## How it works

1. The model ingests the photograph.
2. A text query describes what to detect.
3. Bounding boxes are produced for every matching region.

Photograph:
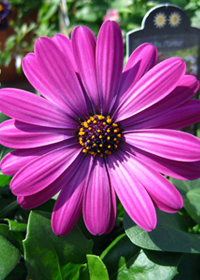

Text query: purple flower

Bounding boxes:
[0,1,11,31]
[1,21,200,236]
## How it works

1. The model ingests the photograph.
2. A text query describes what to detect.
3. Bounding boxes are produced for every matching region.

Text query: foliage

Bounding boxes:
[1,170,200,279]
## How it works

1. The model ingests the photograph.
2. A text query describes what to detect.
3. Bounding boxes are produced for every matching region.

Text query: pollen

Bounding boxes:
[78,115,121,157]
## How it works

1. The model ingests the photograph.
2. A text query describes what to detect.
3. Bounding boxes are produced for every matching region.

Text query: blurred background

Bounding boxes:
[1,0,200,84]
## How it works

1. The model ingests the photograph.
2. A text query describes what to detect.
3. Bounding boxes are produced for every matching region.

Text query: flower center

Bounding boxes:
[78,115,121,157]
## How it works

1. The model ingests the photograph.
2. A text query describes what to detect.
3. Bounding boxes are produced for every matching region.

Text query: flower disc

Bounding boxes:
[78,115,121,157]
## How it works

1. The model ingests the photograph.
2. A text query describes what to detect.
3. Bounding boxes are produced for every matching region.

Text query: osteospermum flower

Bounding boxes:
[0,1,11,30]
[1,21,200,236]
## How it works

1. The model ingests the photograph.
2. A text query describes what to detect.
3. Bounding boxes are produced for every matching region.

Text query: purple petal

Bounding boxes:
[115,58,186,122]
[52,154,92,236]
[17,182,61,209]
[124,129,200,162]
[72,26,100,111]
[0,88,77,128]
[18,152,85,210]
[0,120,73,149]
[128,99,200,130]
[1,141,72,176]
[83,156,116,235]
[96,20,124,114]
[10,144,81,196]
[52,34,77,72]
[122,142,200,180]
[104,181,116,234]
[111,43,157,114]
[106,150,157,231]
[34,37,88,118]
[121,75,199,129]
[119,148,183,213]
[22,53,76,116]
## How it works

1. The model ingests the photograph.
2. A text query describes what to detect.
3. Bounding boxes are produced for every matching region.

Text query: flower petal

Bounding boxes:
[17,182,61,210]
[52,34,77,72]
[52,154,92,236]
[119,148,183,213]
[111,43,157,114]
[0,120,73,149]
[0,88,77,128]
[72,26,100,111]
[123,142,200,180]
[22,53,76,115]
[124,129,200,162]
[83,156,116,235]
[34,37,88,118]
[115,58,186,122]
[106,150,157,231]
[1,141,71,176]
[10,144,81,196]
[121,75,199,129]
[18,152,85,210]
[128,99,200,130]
[104,180,116,234]
[96,20,124,114]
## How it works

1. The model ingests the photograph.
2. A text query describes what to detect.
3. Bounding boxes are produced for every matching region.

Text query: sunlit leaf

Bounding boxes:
[186,188,200,219]
[172,178,200,224]
[24,211,93,280]
[0,172,12,188]
[116,250,179,280]
[5,219,27,232]
[124,209,200,253]
[87,255,109,280]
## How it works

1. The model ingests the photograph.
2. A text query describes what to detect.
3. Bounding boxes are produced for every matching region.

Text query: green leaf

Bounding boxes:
[0,224,21,250]
[79,264,90,280]
[116,250,179,280]
[101,234,140,279]
[0,235,21,280]
[24,210,93,280]
[75,6,99,22]
[0,111,9,124]
[110,0,132,9]
[171,178,200,224]
[0,172,12,187]
[124,209,200,253]
[5,35,16,51]
[0,223,24,253]
[186,188,200,217]
[171,178,200,193]
[5,219,27,232]
[53,263,83,280]
[87,255,109,280]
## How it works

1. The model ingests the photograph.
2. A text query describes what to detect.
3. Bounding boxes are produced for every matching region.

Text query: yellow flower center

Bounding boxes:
[78,115,121,157]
